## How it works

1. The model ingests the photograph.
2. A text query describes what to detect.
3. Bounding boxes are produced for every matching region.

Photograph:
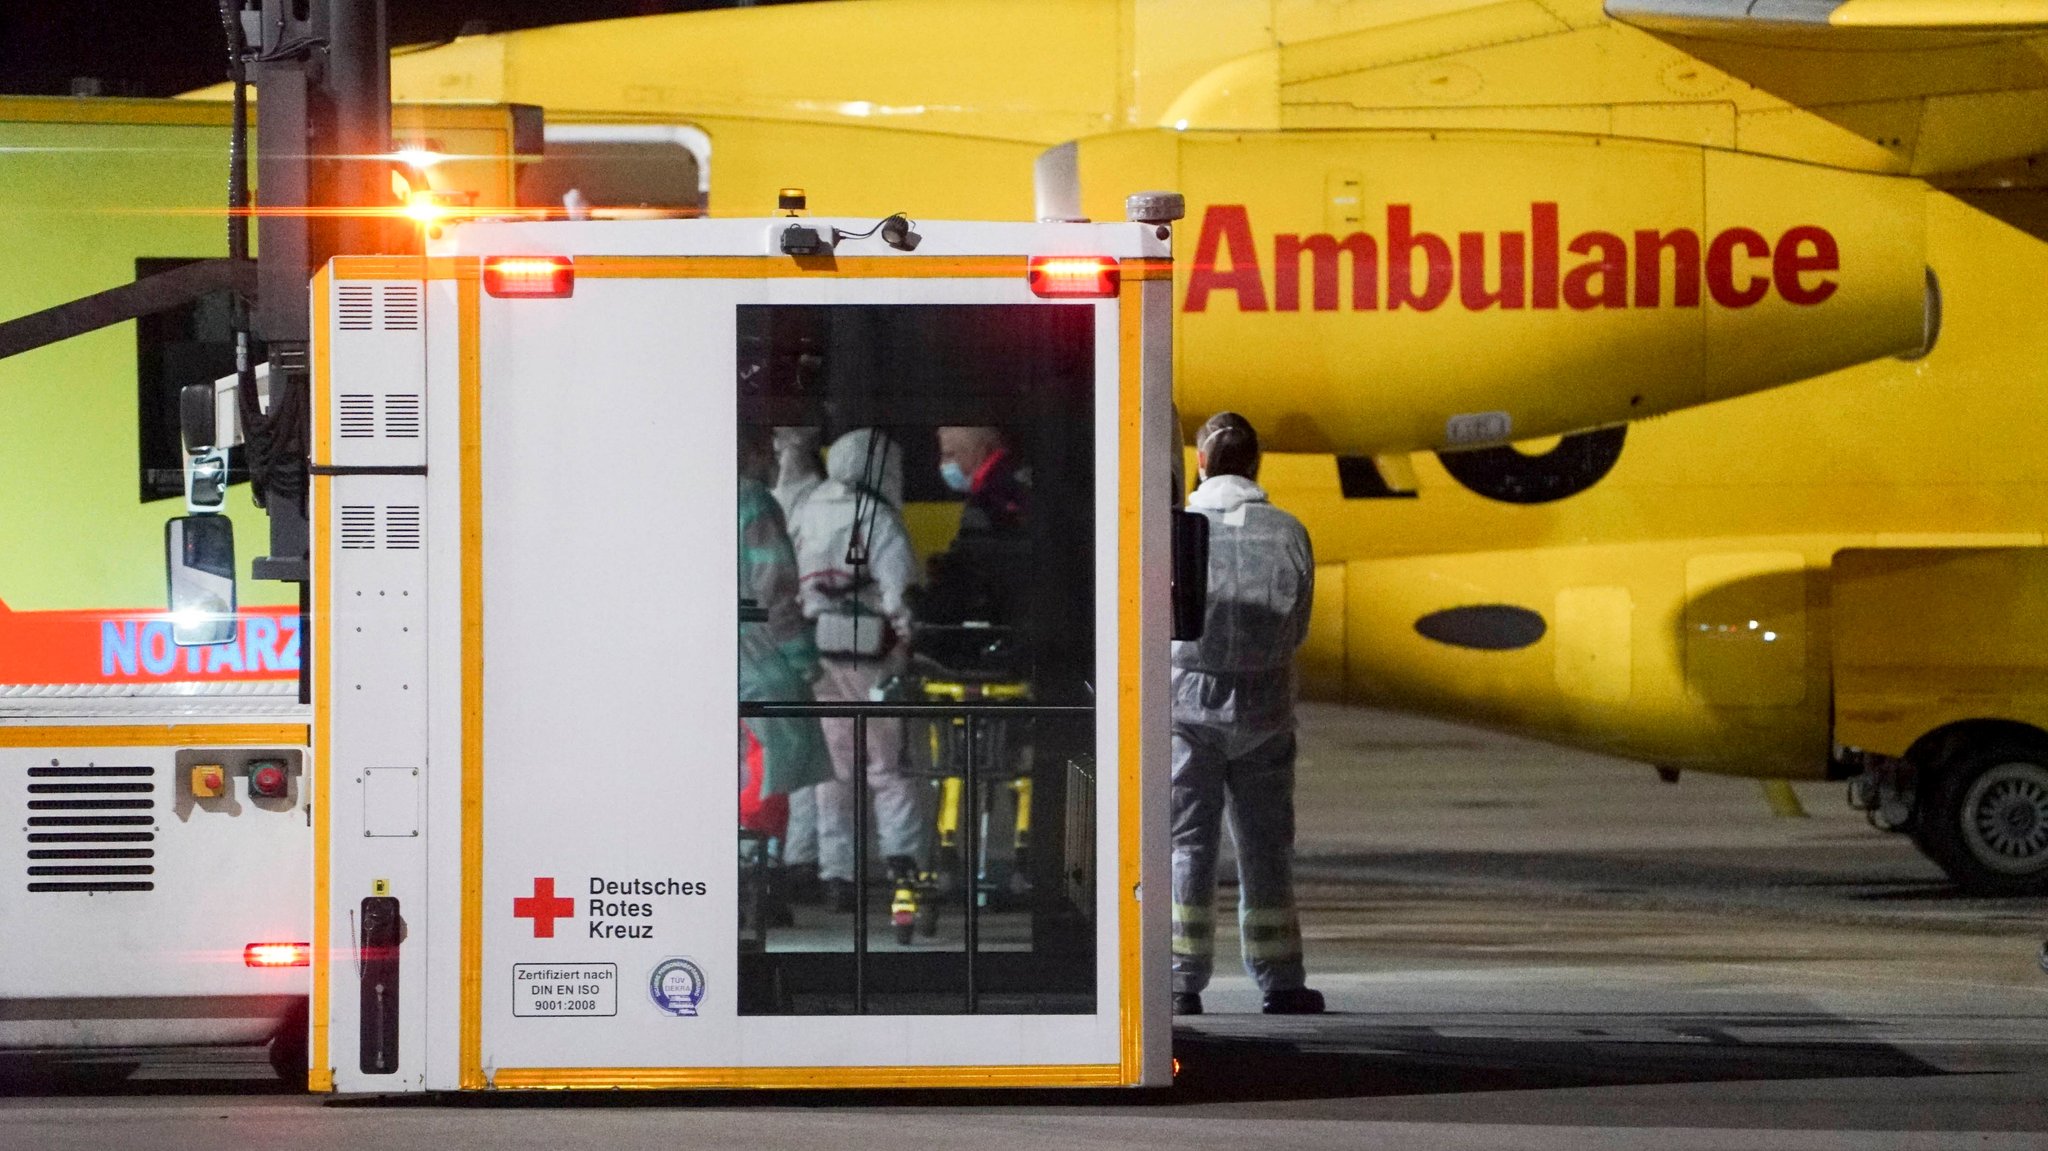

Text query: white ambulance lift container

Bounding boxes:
[312,214,1176,1093]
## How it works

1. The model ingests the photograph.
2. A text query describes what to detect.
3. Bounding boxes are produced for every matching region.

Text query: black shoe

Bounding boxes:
[783,863,822,905]
[1262,987,1325,1014]
[824,878,857,914]
[1171,992,1203,1016]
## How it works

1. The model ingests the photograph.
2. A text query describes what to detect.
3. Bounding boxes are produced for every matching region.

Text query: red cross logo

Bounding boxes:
[513,877,576,938]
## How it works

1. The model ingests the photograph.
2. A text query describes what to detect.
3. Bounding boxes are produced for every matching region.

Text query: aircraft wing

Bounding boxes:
[1607,0,2048,175]
[1609,0,2048,35]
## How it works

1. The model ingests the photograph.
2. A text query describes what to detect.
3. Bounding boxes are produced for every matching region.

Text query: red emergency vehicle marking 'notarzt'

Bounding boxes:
[514,877,577,938]
[1183,204,1841,314]
[0,597,300,686]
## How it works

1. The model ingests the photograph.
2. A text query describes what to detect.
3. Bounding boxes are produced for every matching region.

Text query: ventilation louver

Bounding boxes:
[384,505,422,549]
[337,285,375,331]
[339,394,377,439]
[382,394,422,438]
[25,765,155,893]
[380,285,421,331]
[336,284,420,333]
[340,504,423,550]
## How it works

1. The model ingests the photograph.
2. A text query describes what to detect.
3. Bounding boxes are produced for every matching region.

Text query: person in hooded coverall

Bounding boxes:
[786,428,927,911]
[773,426,826,519]
[738,429,833,813]
[768,427,829,900]
[1171,412,1325,1016]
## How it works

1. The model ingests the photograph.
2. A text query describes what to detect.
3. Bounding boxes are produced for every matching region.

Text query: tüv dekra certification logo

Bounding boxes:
[648,957,707,1017]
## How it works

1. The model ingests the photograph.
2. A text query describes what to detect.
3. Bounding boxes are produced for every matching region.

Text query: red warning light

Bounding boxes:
[244,942,311,968]
[483,256,575,299]
[1028,256,1119,298]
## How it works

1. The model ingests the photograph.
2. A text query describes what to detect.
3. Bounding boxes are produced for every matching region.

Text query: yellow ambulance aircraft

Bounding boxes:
[348,0,2048,891]
[10,0,2044,1069]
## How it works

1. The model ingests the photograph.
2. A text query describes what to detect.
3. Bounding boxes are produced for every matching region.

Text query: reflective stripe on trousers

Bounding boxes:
[1170,723,1305,994]
[1171,902,1214,957]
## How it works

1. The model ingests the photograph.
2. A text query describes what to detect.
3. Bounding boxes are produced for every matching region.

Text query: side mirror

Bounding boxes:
[1171,510,1208,642]
[165,515,238,647]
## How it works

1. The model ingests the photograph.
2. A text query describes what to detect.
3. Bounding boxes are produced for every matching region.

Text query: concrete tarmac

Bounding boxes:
[6,704,2047,1150]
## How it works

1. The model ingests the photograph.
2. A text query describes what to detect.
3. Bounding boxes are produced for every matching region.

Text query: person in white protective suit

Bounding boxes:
[772,426,826,519]
[1170,412,1325,1016]
[786,427,927,912]
[769,427,828,903]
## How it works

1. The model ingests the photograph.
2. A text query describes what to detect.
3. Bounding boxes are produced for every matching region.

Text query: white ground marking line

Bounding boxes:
[1700,960,2048,998]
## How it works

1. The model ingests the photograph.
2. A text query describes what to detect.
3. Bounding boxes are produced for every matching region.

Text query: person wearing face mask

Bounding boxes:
[785,428,926,912]
[1168,412,1324,1017]
[936,425,1029,536]
[917,427,1035,668]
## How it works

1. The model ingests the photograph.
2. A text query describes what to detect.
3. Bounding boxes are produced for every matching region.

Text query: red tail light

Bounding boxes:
[245,942,312,967]
[483,256,575,298]
[1028,256,1119,298]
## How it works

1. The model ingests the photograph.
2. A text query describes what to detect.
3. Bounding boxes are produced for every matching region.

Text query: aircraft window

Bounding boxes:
[517,127,708,217]
[135,258,244,503]
[736,304,1098,1015]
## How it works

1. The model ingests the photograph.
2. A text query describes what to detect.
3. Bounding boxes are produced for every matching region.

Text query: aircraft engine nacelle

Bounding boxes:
[1064,132,1931,459]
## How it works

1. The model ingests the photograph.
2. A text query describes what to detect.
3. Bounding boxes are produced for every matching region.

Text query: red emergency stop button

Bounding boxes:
[249,761,289,800]
[191,764,225,798]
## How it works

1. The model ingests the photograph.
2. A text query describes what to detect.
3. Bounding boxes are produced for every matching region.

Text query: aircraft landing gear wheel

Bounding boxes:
[1914,738,2048,896]
[269,1002,309,1088]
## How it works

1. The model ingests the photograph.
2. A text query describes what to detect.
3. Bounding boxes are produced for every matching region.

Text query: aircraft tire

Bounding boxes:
[1436,426,1626,504]
[1913,736,2048,896]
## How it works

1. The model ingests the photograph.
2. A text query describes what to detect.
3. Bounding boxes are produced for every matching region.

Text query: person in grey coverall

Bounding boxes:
[1170,412,1324,1016]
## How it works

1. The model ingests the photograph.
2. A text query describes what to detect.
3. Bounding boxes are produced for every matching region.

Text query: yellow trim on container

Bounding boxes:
[458,273,487,1091]
[446,257,1163,1090]
[309,264,334,1092]
[573,256,1030,280]
[333,254,1162,284]
[1115,281,1146,1084]
[0,724,306,748]
[490,1064,1124,1090]
[331,256,463,282]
